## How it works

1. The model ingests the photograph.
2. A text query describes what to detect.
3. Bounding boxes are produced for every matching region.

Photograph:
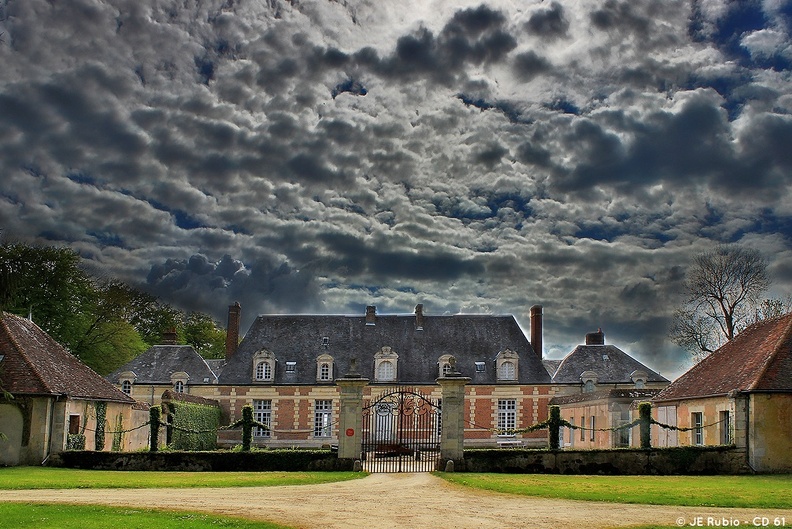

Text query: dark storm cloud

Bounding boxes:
[525,2,570,39]
[3,0,792,381]
[351,4,517,85]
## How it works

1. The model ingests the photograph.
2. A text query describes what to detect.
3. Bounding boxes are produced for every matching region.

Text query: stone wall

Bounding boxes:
[461,446,751,475]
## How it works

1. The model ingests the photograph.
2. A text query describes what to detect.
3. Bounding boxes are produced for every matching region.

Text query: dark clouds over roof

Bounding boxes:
[2,0,792,380]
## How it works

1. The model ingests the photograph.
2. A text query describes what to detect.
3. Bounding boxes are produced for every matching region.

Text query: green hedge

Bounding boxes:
[168,401,221,451]
[54,449,353,472]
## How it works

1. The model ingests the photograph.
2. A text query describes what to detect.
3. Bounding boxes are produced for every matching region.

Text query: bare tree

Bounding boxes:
[671,245,770,361]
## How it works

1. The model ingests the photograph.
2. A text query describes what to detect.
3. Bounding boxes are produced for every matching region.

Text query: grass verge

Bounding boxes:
[0,503,291,529]
[0,467,365,490]
[437,473,792,509]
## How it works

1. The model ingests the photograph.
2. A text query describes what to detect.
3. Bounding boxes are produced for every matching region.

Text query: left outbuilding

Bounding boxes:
[0,312,140,466]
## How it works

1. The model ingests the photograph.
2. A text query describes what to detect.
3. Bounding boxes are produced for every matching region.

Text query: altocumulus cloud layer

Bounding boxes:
[2,0,792,377]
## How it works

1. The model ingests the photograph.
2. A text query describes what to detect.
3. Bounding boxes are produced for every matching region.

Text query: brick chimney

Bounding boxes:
[365,305,376,325]
[415,304,424,330]
[161,327,178,345]
[585,328,605,345]
[530,305,543,359]
[225,302,241,359]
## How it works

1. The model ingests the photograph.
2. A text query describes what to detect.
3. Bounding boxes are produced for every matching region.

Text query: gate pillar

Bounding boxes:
[437,369,470,465]
[336,376,369,460]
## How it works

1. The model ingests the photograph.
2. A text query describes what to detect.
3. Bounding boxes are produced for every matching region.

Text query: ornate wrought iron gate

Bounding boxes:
[361,387,441,472]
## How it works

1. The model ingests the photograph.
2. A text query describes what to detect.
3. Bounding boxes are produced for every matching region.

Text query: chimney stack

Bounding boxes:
[225,302,241,359]
[530,305,543,359]
[585,328,605,345]
[415,304,424,330]
[365,305,376,325]
[161,327,178,345]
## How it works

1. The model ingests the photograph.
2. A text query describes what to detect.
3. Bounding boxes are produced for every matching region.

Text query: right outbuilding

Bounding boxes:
[653,313,792,472]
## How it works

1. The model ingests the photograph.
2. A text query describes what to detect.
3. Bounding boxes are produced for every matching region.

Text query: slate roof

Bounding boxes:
[0,313,133,403]
[107,345,221,385]
[219,313,550,385]
[552,343,668,384]
[542,359,562,378]
[550,388,663,406]
[654,313,792,402]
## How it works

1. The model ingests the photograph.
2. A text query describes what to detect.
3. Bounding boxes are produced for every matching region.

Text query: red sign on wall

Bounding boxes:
[345,428,355,437]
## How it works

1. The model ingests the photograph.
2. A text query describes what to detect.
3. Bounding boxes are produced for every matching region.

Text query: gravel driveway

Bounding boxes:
[1,472,789,528]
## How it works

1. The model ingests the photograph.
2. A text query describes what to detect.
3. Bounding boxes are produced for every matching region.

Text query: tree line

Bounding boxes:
[0,241,227,375]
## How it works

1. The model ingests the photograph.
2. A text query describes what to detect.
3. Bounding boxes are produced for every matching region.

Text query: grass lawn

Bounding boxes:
[0,466,365,490]
[0,503,291,529]
[437,473,792,509]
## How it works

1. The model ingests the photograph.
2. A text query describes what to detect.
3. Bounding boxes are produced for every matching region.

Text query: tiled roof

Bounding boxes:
[550,388,662,406]
[0,313,134,403]
[106,344,220,385]
[654,313,792,401]
[219,313,549,385]
[552,344,668,384]
[542,359,562,377]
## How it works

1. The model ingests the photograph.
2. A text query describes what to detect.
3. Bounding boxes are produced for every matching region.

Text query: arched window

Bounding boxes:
[377,360,395,381]
[437,354,455,378]
[121,380,132,395]
[374,346,398,382]
[495,349,519,382]
[252,350,276,383]
[498,361,515,380]
[174,380,184,393]
[316,354,334,382]
[584,380,595,393]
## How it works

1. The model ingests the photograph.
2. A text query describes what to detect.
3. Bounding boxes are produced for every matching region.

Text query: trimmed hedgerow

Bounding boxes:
[168,401,221,451]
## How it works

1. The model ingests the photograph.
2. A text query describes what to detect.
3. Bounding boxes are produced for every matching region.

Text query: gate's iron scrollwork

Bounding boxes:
[361,387,441,472]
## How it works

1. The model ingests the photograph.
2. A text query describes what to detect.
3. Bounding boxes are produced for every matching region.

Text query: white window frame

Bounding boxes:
[374,347,398,382]
[590,416,595,441]
[252,350,276,383]
[495,350,519,382]
[692,412,704,445]
[720,411,732,445]
[121,380,132,395]
[497,399,516,432]
[316,354,334,382]
[253,400,272,438]
[314,400,332,438]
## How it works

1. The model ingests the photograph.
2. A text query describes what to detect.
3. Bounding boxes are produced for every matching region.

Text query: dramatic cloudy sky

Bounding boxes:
[2,0,792,378]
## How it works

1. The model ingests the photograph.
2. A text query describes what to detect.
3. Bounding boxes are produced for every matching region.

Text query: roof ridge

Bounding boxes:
[749,313,792,391]
[1,313,54,394]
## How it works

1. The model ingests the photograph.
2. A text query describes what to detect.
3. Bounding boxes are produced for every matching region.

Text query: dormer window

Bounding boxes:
[581,370,598,393]
[118,371,136,395]
[322,336,330,348]
[495,349,519,382]
[475,362,486,373]
[252,350,276,383]
[171,371,189,393]
[630,370,647,389]
[285,361,297,373]
[374,346,398,382]
[438,354,454,378]
[316,353,334,382]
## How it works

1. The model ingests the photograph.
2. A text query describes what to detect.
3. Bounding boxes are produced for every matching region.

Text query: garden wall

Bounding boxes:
[461,446,751,475]
[53,449,353,472]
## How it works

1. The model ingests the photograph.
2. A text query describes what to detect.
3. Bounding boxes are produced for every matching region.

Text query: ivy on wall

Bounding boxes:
[94,401,107,451]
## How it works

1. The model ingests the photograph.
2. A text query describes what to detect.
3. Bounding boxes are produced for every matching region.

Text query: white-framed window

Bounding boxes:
[314,400,332,438]
[580,416,585,441]
[590,416,595,441]
[253,400,272,438]
[692,412,703,445]
[316,354,334,382]
[631,370,647,389]
[568,417,575,446]
[497,399,516,432]
[121,380,132,395]
[438,354,454,378]
[170,371,188,394]
[374,347,398,382]
[474,361,486,373]
[252,350,276,382]
[496,350,518,381]
[720,411,732,445]
[285,361,296,373]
